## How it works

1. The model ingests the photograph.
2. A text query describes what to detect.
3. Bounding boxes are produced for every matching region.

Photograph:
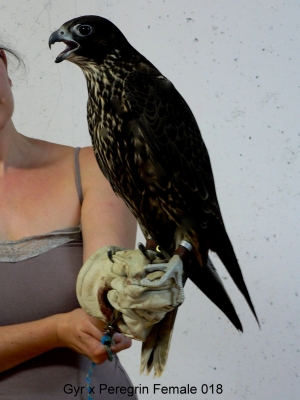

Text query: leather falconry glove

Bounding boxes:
[76,245,184,376]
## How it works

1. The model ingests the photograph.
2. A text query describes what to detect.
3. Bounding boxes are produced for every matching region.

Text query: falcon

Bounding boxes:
[49,15,258,350]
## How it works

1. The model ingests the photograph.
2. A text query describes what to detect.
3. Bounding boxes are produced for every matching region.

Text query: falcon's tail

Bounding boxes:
[140,308,178,377]
[186,255,243,331]
[216,232,260,327]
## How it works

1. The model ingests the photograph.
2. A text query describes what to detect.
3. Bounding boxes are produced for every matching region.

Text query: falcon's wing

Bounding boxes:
[123,70,259,326]
[123,69,223,226]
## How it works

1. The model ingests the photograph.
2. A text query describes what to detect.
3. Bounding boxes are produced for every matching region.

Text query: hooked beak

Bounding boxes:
[49,29,79,63]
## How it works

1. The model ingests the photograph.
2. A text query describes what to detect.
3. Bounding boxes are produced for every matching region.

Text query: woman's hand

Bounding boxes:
[55,308,131,363]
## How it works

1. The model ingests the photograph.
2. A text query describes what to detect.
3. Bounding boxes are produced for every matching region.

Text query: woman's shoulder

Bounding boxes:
[77,146,109,192]
[27,139,93,169]
[77,146,96,166]
[26,137,75,167]
[28,138,108,192]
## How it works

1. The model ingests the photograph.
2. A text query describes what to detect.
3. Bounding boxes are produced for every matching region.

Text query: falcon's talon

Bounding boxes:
[140,254,185,305]
[138,242,156,262]
[107,249,115,263]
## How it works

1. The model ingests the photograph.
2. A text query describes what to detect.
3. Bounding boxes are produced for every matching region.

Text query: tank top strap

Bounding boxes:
[74,147,83,204]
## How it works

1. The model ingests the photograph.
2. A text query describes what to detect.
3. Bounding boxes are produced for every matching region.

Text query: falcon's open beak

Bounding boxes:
[49,29,79,63]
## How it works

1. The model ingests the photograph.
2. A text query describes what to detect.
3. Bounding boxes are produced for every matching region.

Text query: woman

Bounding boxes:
[0,46,138,399]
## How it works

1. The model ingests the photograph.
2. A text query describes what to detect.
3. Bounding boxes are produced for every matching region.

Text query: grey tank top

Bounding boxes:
[0,148,137,400]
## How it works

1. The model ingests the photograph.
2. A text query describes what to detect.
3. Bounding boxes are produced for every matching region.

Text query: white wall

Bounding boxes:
[1,1,299,399]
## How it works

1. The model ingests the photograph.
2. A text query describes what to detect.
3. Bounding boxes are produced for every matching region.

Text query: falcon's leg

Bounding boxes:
[139,240,193,305]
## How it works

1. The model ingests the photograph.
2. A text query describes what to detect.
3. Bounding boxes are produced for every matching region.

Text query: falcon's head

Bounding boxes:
[49,15,130,64]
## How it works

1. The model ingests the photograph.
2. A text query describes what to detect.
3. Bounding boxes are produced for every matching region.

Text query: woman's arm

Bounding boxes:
[0,313,59,372]
[0,147,136,373]
[0,309,131,373]
[79,146,137,261]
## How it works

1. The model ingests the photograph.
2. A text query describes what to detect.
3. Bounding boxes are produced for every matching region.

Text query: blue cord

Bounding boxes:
[86,361,96,400]
[85,333,115,399]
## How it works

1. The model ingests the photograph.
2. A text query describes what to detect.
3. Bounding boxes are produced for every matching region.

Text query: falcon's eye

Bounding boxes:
[77,25,92,36]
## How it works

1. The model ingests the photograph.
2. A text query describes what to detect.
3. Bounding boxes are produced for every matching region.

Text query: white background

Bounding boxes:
[1,1,299,399]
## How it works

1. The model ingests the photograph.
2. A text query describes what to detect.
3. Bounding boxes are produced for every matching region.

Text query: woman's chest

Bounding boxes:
[0,165,80,241]
[0,242,82,325]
